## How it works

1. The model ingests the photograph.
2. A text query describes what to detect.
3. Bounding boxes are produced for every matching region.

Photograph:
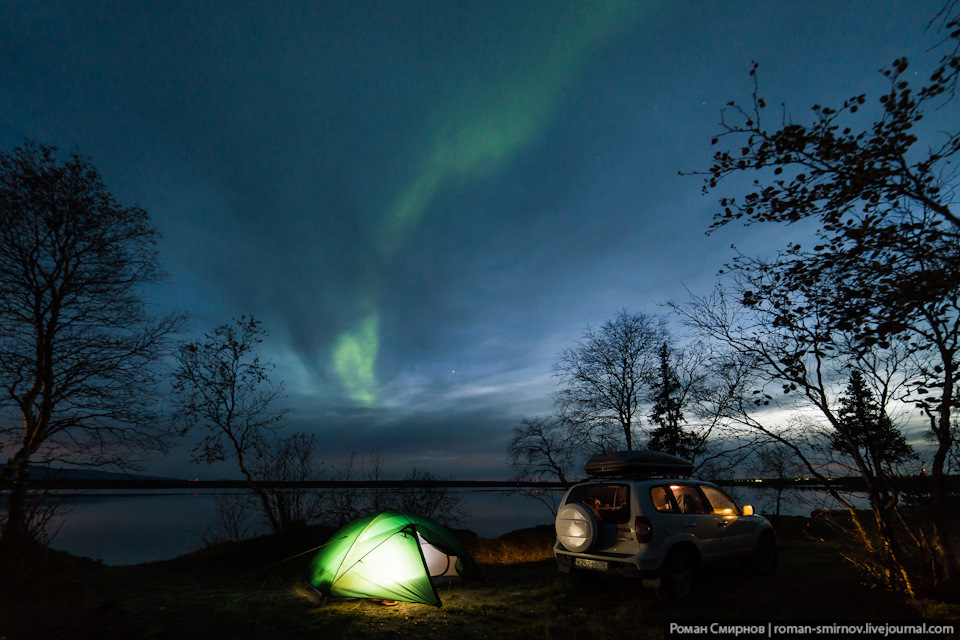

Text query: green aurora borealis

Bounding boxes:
[331,1,642,405]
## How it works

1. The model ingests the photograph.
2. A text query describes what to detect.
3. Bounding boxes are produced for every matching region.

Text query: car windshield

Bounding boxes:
[566,483,631,524]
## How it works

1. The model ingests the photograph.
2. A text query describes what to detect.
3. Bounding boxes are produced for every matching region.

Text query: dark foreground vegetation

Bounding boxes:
[2,517,957,640]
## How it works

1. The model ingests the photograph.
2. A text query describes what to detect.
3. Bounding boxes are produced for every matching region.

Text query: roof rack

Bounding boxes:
[584,450,694,478]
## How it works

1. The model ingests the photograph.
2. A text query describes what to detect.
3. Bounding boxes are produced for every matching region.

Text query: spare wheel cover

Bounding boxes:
[556,502,599,553]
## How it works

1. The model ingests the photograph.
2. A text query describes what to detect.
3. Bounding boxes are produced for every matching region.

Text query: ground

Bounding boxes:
[1,518,957,640]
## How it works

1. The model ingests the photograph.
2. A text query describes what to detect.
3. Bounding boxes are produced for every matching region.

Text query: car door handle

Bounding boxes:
[684,521,696,529]
[717,521,729,528]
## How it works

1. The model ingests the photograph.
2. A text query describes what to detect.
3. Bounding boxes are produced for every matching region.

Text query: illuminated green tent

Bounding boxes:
[305,510,482,607]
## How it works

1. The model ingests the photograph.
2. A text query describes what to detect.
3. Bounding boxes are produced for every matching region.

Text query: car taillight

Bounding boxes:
[635,516,652,543]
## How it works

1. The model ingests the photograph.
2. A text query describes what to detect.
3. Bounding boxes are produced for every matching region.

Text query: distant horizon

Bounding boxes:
[23,463,949,491]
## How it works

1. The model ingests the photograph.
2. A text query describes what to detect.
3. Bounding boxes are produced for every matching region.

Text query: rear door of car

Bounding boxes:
[563,482,634,554]
[665,483,725,559]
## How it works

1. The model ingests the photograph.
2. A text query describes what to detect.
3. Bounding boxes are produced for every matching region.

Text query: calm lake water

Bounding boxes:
[41,486,848,566]
[44,489,563,565]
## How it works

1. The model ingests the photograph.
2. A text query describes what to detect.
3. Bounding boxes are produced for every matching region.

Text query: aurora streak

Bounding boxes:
[331,1,642,405]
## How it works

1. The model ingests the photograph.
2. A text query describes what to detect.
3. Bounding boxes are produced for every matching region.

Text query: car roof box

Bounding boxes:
[584,450,694,477]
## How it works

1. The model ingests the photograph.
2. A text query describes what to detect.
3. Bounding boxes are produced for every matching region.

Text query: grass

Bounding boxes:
[1,516,957,640]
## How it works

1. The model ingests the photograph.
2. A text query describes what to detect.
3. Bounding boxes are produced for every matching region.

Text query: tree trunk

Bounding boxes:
[235,454,281,533]
[2,464,30,543]
[873,504,917,598]
[928,352,957,590]
[1,441,41,543]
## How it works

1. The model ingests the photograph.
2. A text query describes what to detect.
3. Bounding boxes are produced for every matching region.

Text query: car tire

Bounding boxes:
[656,550,696,604]
[555,503,599,553]
[752,532,778,575]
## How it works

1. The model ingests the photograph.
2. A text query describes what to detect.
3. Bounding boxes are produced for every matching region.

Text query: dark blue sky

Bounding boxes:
[0,0,948,478]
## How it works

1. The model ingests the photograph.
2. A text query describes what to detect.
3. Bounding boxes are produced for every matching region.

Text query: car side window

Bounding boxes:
[700,486,741,516]
[566,483,631,524]
[650,486,676,513]
[669,485,708,515]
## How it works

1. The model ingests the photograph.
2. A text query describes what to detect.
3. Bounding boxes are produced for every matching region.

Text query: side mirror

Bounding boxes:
[742,505,754,516]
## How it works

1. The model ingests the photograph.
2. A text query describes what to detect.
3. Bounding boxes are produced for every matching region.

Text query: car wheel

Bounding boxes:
[752,532,778,575]
[657,550,696,604]
[555,503,599,553]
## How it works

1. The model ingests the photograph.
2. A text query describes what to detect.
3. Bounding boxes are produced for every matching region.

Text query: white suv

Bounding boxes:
[553,451,777,602]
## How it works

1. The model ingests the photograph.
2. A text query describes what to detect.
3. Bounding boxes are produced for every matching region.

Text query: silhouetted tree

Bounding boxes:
[171,316,290,532]
[506,414,584,514]
[507,415,580,488]
[509,315,756,501]
[680,2,960,592]
[648,342,703,460]
[685,5,960,597]
[395,467,466,526]
[554,309,669,450]
[674,286,931,595]
[679,345,766,479]
[0,141,182,542]
[197,493,252,547]
[699,14,960,544]
[752,437,808,516]
[832,370,916,493]
[252,431,324,530]
[321,450,465,527]
[323,450,386,526]
[197,426,323,543]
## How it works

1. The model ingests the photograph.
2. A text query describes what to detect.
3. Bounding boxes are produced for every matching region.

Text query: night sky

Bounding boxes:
[0,1,948,479]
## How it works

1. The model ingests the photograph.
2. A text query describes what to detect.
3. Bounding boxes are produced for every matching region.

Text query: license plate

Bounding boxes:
[574,558,608,571]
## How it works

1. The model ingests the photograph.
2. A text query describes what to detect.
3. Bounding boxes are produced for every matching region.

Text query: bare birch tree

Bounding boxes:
[554,309,669,451]
[0,141,182,543]
[171,316,290,532]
